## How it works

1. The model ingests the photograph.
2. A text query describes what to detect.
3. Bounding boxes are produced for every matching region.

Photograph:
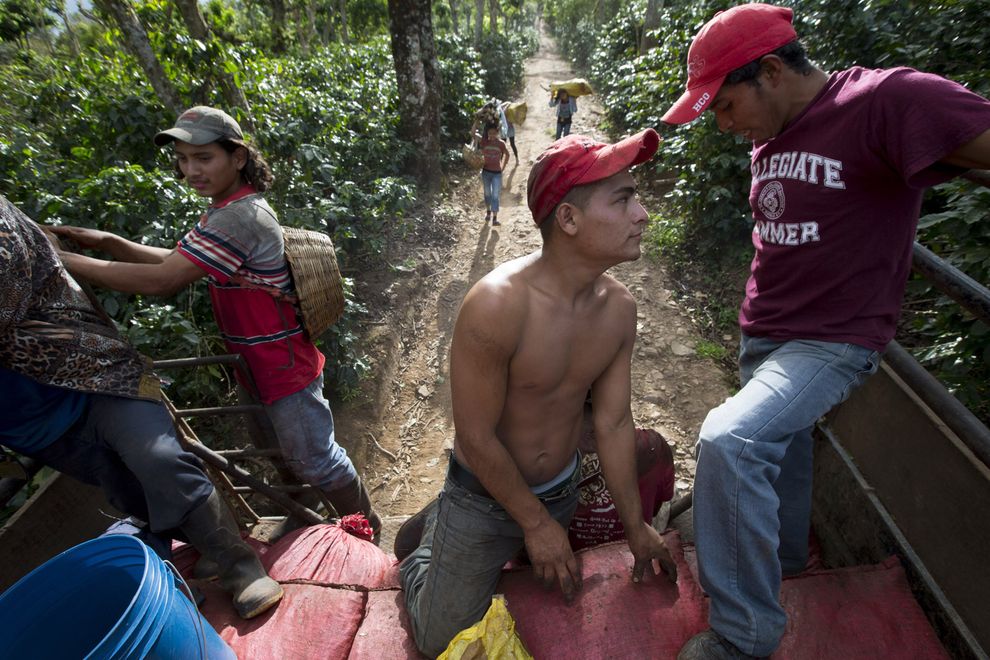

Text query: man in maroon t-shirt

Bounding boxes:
[661,5,990,659]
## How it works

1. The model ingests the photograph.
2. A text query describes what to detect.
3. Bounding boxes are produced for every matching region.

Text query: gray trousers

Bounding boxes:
[400,465,580,658]
[29,393,214,532]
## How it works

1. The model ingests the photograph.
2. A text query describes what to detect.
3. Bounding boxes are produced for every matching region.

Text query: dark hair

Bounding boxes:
[172,139,275,193]
[724,39,814,87]
[538,181,598,243]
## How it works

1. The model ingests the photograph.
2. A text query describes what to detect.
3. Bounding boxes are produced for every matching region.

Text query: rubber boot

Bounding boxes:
[181,490,284,619]
[393,497,438,562]
[322,475,382,543]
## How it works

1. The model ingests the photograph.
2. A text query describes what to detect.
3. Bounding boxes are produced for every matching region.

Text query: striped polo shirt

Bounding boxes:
[177,186,324,403]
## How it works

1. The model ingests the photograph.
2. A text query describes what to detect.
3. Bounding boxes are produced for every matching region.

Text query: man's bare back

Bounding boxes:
[453,251,635,484]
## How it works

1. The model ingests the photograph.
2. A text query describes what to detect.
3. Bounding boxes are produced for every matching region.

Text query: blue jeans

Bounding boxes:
[29,394,214,532]
[400,461,580,657]
[694,335,880,656]
[555,119,572,140]
[481,169,502,213]
[264,373,357,491]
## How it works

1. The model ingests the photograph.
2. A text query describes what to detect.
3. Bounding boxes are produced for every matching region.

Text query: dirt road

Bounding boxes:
[334,34,734,546]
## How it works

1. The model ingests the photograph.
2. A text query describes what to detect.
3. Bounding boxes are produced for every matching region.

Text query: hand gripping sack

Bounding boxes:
[281,226,346,339]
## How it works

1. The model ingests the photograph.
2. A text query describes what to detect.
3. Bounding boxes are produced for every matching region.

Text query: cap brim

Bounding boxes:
[575,128,661,185]
[153,127,225,147]
[661,76,726,125]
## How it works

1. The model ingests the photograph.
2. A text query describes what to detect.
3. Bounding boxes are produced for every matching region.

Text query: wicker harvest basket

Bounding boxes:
[281,226,346,339]
[462,142,484,169]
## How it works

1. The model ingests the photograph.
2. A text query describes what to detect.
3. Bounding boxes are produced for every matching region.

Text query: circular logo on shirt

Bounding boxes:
[757,181,785,220]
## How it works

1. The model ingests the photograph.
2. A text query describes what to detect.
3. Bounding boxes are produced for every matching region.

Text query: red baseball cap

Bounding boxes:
[661,3,797,125]
[527,129,660,225]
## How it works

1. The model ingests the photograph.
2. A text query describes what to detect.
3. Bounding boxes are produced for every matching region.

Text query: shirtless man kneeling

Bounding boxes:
[398,130,678,657]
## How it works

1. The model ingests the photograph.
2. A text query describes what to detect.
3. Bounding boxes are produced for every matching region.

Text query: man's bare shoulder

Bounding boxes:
[597,273,636,312]
[463,253,538,309]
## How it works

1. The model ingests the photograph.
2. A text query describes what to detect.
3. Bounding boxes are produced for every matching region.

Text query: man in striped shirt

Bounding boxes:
[54,106,381,542]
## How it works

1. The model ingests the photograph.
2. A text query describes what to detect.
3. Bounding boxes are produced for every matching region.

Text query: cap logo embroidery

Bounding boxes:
[687,56,706,79]
[692,92,712,113]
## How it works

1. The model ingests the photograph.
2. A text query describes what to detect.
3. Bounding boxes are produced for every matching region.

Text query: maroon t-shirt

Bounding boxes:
[480,137,508,172]
[741,67,990,351]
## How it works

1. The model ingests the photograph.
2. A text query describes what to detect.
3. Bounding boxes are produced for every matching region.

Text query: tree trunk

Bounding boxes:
[172,0,253,128]
[387,0,442,192]
[269,0,287,53]
[57,6,80,56]
[447,0,459,35]
[639,0,662,54]
[473,0,483,45]
[337,0,349,44]
[93,0,183,115]
[488,0,498,34]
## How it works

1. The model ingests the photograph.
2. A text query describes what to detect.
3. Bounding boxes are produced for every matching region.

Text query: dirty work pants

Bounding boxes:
[400,464,580,658]
[263,373,358,492]
[28,394,214,532]
[693,335,880,656]
[481,169,503,214]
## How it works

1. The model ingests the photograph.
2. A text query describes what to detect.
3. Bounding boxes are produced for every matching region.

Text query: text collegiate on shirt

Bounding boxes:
[751,150,846,189]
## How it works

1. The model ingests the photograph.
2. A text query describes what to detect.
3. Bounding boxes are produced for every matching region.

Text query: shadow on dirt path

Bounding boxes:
[334,31,734,548]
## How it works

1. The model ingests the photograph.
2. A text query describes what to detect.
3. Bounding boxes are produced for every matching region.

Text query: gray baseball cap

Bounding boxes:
[154,106,244,147]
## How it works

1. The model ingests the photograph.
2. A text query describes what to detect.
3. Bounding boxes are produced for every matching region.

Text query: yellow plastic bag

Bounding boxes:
[438,596,533,660]
[550,78,594,98]
[504,102,527,125]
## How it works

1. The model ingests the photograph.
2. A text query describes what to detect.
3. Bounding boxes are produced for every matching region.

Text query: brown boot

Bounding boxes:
[181,490,284,619]
[322,476,382,542]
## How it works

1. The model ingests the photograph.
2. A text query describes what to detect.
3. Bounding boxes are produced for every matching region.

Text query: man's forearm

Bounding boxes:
[597,427,649,535]
[101,234,172,264]
[61,253,178,296]
[457,436,550,531]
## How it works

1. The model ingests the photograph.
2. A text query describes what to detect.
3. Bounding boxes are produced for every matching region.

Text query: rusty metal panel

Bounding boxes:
[0,473,121,592]
[824,359,990,656]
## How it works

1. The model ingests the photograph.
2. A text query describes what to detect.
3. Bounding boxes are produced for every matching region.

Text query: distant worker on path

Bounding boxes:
[477,123,510,226]
[550,89,578,140]
[498,100,520,163]
[661,5,990,659]
[52,106,381,540]
[0,194,282,620]
[396,129,677,658]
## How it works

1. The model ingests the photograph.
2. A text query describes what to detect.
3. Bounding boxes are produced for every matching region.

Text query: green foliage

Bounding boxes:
[543,0,622,70]
[477,30,536,100]
[347,0,390,38]
[695,339,728,362]
[0,0,54,45]
[435,33,487,143]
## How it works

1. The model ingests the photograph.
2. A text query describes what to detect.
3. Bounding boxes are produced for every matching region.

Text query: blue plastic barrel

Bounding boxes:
[0,534,237,659]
